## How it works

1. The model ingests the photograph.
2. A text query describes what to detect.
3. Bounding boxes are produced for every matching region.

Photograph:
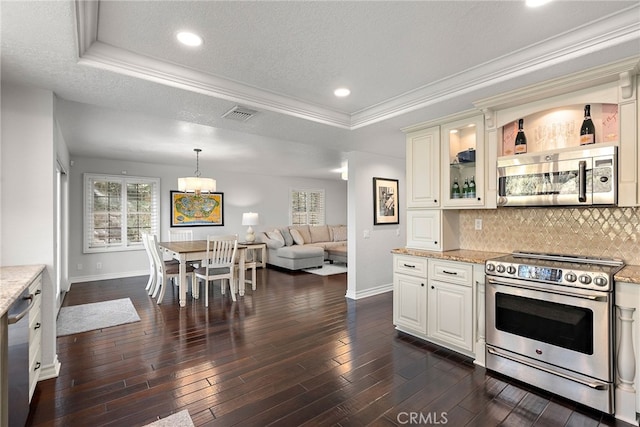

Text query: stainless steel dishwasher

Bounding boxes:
[8,288,35,427]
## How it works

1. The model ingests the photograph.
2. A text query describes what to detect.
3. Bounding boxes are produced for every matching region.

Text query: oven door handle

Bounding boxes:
[487,279,607,302]
[487,346,608,390]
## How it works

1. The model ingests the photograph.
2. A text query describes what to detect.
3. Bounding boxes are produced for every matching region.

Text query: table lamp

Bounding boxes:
[242,212,259,242]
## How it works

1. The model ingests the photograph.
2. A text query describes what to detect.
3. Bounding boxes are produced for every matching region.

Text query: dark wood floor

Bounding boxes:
[27,267,630,426]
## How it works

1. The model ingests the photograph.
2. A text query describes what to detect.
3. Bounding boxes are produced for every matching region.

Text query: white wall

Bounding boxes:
[346,151,405,299]
[1,82,65,381]
[69,156,347,281]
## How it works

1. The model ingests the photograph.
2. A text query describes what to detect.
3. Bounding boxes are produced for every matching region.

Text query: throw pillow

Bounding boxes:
[309,225,330,243]
[263,232,284,249]
[290,228,305,245]
[332,226,347,242]
[267,229,285,245]
[279,227,294,246]
[290,225,311,244]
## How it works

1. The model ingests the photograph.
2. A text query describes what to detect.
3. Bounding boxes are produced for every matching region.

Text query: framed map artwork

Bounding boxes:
[170,191,224,227]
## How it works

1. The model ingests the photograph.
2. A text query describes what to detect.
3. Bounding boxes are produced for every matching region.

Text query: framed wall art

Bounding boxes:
[170,191,224,227]
[373,177,399,225]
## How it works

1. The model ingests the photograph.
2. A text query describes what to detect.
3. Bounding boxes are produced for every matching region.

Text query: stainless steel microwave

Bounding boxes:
[497,144,617,207]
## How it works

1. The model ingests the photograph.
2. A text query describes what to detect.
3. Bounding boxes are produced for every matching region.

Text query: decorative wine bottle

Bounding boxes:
[468,176,476,199]
[514,119,527,154]
[580,104,596,145]
[452,177,461,199]
[462,178,470,198]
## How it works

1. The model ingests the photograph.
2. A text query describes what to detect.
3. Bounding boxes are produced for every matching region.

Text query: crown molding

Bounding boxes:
[474,56,640,112]
[75,1,639,131]
[353,4,640,129]
[78,42,353,129]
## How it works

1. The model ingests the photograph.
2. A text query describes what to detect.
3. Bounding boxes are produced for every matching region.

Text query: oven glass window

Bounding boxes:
[495,293,593,355]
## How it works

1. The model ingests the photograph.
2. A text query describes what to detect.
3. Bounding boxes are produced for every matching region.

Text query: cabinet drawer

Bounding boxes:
[429,259,473,286]
[29,306,42,342]
[394,255,428,277]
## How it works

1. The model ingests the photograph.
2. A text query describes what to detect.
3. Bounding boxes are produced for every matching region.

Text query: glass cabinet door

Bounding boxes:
[442,115,485,208]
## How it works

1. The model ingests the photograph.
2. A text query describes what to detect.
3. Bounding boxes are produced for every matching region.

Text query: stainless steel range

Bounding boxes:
[485,251,624,414]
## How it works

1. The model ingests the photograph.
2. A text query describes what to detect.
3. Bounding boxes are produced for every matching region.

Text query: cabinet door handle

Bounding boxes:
[442,270,458,275]
[434,241,438,245]
[421,283,425,287]
[403,263,416,268]
[431,285,435,289]
[35,289,41,296]
[434,199,437,203]
[34,362,41,371]
[34,322,41,330]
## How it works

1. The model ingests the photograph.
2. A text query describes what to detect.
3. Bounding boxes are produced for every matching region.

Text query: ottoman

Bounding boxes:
[273,245,324,270]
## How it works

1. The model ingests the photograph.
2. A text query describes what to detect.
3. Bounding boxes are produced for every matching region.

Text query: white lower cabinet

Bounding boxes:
[393,254,478,359]
[428,259,473,355]
[393,255,428,338]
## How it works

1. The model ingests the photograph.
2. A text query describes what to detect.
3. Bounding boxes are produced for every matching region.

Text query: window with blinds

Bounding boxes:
[290,189,325,225]
[84,174,160,253]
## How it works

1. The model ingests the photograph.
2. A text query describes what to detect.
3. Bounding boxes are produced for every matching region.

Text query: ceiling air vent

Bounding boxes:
[222,106,258,122]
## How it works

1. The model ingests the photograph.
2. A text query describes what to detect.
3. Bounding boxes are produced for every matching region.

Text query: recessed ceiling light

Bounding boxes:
[526,0,552,7]
[176,31,203,47]
[334,88,351,97]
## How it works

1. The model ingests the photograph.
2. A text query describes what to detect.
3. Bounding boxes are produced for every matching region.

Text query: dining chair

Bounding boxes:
[194,234,238,306]
[169,229,193,242]
[142,233,158,296]
[235,256,257,294]
[148,234,195,304]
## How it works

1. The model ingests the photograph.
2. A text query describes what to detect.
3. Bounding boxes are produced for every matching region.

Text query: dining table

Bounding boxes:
[158,240,248,307]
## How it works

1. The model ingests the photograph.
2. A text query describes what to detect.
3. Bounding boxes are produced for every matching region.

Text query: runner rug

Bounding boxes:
[56,298,140,336]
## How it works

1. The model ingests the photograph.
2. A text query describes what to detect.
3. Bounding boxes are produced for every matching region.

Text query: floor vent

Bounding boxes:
[222,106,258,122]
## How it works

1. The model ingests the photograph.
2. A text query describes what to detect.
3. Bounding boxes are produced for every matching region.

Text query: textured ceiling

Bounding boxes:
[1,1,639,179]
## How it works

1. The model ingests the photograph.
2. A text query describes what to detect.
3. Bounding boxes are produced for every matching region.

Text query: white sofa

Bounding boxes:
[257,224,347,270]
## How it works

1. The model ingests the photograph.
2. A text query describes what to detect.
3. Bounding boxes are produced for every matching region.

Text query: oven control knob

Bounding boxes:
[565,273,577,282]
[594,276,608,287]
[579,275,592,285]
[507,266,516,275]
[486,263,495,272]
[496,264,506,273]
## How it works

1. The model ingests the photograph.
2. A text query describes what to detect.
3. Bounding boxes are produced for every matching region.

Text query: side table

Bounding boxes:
[238,242,267,268]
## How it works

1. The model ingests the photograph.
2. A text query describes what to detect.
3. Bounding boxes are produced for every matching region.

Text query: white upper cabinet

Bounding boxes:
[406,126,440,208]
[441,115,486,208]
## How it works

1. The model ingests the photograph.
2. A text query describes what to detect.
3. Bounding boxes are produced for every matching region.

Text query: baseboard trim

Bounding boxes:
[38,355,61,381]
[69,270,148,284]
[345,283,392,300]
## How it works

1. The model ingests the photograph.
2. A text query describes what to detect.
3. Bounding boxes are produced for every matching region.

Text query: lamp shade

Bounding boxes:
[178,177,216,194]
[242,212,259,226]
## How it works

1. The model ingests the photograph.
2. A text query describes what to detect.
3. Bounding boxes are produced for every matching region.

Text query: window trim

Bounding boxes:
[83,173,160,253]
[289,188,325,226]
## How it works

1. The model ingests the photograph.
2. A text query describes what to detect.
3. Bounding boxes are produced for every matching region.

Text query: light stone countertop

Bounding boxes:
[391,248,508,265]
[0,264,45,316]
[615,265,640,285]
[392,248,640,285]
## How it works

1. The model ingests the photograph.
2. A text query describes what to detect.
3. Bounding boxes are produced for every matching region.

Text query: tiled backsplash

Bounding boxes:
[459,207,640,265]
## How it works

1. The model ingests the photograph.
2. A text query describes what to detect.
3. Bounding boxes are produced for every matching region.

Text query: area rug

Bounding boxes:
[56,298,140,336]
[143,410,194,427]
[303,261,348,276]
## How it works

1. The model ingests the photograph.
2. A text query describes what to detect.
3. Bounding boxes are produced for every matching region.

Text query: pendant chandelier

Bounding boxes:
[178,148,216,195]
